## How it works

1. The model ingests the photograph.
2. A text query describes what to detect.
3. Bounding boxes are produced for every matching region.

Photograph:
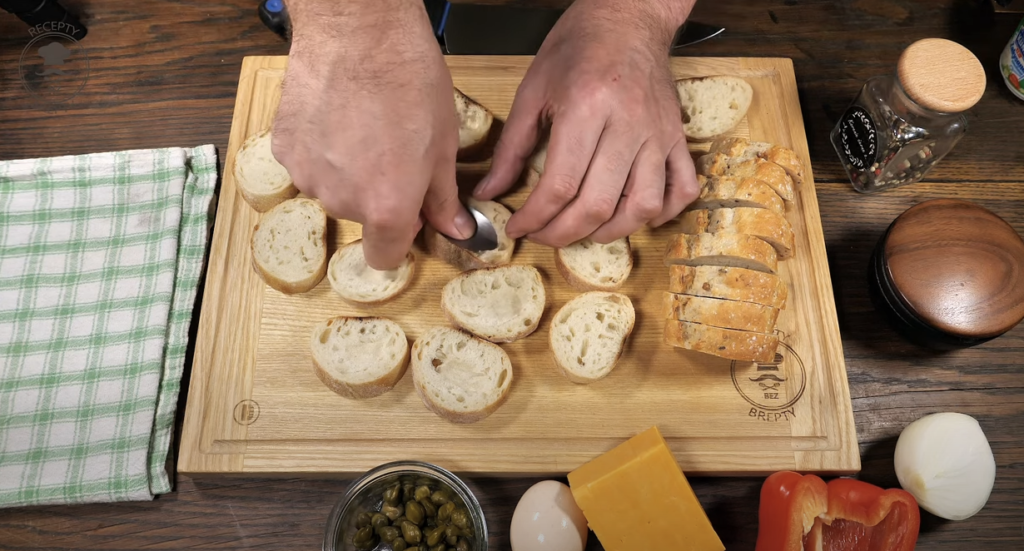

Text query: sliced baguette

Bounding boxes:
[660,292,779,333]
[411,327,513,424]
[679,207,796,259]
[441,265,546,343]
[691,175,785,215]
[675,76,753,141]
[555,237,633,291]
[523,131,549,189]
[664,320,779,362]
[709,137,805,185]
[668,265,788,309]
[327,240,415,305]
[664,233,779,274]
[233,128,299,212]
[310,316,409,399]
[696,154,796,203]
[455,88,494,160]
[425,199,515,271]
[550,292,636,384]
[251,198,327,294]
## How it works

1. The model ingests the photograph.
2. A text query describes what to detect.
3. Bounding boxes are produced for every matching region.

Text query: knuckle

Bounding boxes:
[583,193,619,223]
[633,193,663,219]
[544,173,581,203]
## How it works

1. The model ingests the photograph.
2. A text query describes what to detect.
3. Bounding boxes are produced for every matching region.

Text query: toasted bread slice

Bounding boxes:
[411,327,513,424]
[455,88,494,160]
[663,320,779,362]
[555,237,633,291]
[668,265,788,309]
[679,208,795,259]
[675,76,753,141]
[691,175,785,215]
[233,128,299,212]
[327,240,415,305]
[709,137,805,185]
[310,316,409,399]
[664,233,779,274]
[522,131,549,190]
[550,292,636,384]
[660,292,779,333]
[441,265,546,343]
[696,154,796,203]
[250,198,327,294]
[425,199,515,271]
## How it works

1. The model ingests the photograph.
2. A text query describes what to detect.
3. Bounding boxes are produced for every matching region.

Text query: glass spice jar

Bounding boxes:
[831,38,986,193]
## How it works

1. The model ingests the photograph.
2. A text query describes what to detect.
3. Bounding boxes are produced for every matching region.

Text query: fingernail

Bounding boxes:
[453,208,476,239]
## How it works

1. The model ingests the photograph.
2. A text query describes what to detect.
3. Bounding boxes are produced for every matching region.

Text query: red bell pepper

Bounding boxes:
[756,471,921,551]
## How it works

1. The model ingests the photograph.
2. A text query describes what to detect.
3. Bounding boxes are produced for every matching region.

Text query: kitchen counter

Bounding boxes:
[1,0,1022,549]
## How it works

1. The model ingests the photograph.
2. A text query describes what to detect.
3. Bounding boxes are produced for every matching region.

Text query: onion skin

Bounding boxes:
[894,412,996,521]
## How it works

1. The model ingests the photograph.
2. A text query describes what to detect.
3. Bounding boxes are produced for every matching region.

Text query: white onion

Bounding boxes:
[894,412,995,521]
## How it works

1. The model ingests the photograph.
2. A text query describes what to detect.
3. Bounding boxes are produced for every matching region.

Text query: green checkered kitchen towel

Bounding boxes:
[0,145,217,507]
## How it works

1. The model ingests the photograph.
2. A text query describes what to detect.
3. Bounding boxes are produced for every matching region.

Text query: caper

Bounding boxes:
[429,544,445,551]
[446,534,458,546]
[401,520,422,545]
[406,500,425,525]
[371,512,389,531]
[391,537,408,551]
[355,511,373,529]
[450,509,469,530]
[430,491,449,505]
[425,526,445,547]
[384,483,402,506]
[437,502,455,522]
[418,544,429,551]
[383,502,404,521]
[378,525,401,542]
[444,525,460,539]
[414,485,432,502]
[456,538,470,551]
[402,483,416,502]
[393,516,408,526]
[419,498,438,518]
[352,526,377,550]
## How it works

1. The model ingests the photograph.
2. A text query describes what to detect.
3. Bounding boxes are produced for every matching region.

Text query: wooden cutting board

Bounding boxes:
[178,56,860,477]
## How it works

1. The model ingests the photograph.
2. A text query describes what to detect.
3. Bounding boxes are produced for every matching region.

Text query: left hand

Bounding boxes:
[472,0,700,247]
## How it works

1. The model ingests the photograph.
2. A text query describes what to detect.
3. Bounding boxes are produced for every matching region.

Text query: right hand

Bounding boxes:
[271,1,475,270]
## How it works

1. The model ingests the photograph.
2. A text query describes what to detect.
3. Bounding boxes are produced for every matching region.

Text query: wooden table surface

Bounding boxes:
[1,1,1022,549]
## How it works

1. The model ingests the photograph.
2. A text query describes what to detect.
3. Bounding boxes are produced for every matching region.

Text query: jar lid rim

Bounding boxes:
[897,38,986,113]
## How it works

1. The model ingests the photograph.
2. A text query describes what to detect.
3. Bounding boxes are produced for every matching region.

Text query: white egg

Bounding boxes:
[510,480,588,551]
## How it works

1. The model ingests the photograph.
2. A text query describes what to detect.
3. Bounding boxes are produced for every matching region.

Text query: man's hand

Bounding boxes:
[272,0,474,270]
[473,0,700,248]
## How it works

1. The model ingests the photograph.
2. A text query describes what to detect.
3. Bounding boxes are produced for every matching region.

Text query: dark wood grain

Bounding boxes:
[2,0,1024,550]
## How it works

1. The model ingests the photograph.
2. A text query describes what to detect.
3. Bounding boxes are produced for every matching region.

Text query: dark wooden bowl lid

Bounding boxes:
[883,199,1024,339]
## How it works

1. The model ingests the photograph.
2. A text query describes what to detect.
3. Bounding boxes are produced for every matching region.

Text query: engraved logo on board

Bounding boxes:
[233,400,261,425]
[731,342,807,422]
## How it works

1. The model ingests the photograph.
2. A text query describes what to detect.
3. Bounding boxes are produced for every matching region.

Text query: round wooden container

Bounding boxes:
[870,199,1024,348]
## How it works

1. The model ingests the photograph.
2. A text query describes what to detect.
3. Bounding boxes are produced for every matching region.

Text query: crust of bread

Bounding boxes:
[250,198,327,294]
[680,208,796,259]
[692,175,786,215]
[762,145,805,185]
[454,88,494,161]
[233,128,300,212]
[697,154,796,203]
[660,292,779,333]
[663,320,779,362]
[668,265,788,309]
[664,233,779,274]
[327,240,416,306]
[424,200,515,271]
[310,316,409,399]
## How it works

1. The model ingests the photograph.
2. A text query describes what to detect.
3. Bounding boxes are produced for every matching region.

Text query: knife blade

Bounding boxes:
[441,3,724,55]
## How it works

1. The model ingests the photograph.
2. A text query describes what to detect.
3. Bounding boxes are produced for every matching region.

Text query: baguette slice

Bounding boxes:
[664,233,779,274]
[425,199,515,271]
[251,198,327,294]
[691,175,785,215]
[327,240,415,305]
[233,128,299,212]
[411,327,513,424]
[522,133,550,190]
[441,266,546,343]
[310,316,409,399]
[709,137,805,185]
[555,237,633,291]
[697,154,796,203]
[675,76,753,141]
[661,292,779,333]
[668,265,788,309]
[679,207,796,259]
[550,292,636,384]
[455,88,494,160]
[664,320,779,362]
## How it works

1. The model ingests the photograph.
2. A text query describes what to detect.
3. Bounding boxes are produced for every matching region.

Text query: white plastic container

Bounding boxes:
[1001,17,1024,100]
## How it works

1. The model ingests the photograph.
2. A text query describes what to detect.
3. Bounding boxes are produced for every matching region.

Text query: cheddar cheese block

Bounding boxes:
[567,426,725,551]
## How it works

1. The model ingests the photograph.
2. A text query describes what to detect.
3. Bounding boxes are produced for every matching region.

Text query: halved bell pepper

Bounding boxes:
[756,471,920,551]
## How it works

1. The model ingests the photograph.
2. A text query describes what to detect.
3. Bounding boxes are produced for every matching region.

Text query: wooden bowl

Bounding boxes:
[871,199,1024,347]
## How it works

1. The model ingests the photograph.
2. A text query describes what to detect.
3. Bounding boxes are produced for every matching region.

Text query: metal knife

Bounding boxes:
[440,3,724,55]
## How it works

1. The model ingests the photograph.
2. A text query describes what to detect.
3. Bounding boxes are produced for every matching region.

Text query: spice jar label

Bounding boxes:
[836,106,877,171]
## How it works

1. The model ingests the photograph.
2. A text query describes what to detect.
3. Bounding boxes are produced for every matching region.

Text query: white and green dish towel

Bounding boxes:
[0,145,217,507]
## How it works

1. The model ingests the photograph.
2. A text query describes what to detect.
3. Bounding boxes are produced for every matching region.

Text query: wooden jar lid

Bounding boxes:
[897,38,986,113]
[882,199,1024,340]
